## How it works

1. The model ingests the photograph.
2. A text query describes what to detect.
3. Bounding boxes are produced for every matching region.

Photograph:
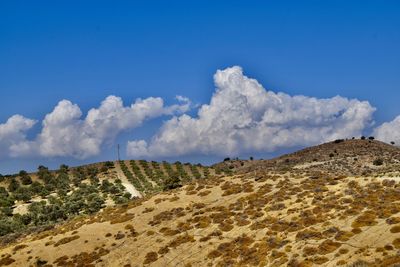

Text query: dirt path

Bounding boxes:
[115,161,142,198]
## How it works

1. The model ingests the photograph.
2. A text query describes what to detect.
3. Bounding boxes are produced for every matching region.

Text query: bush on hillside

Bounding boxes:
[8,178,20,192]
[20,175,32,185]
[373,158,383,166]
[104,161,115,169]
[13,187,32,202]
[0,217,24,236]
[163,176,182,190]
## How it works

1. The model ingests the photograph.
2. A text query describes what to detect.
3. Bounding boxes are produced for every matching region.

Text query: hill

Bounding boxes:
[222,139,400,177]
[0,160,226,238]
[1,140,400,266]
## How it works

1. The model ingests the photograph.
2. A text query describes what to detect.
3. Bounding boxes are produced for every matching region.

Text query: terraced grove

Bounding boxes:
[0,160,225,239]
[117,160,222,194]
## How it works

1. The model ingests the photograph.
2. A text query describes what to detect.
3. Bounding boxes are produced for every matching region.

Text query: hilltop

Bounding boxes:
[1,140,400,266]
[221,139,400,177]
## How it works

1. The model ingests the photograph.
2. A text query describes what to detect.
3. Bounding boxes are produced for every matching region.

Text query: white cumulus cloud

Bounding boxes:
[127,66,376,158]
[0,115,37,158]
[373,116,400,145]
[6,95,190,159]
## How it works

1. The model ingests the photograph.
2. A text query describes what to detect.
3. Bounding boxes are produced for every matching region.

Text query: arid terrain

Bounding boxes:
[1,139,400,266]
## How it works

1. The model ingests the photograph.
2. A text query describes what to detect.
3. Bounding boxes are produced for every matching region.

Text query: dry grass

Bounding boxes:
[53,235,80,247]
[143,252,158,265]
[0,255,15,266]
[3,140,400,266]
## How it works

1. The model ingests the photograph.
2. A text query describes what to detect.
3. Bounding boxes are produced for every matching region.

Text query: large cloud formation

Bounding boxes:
[4,95,190,159]
[127,66,376,158]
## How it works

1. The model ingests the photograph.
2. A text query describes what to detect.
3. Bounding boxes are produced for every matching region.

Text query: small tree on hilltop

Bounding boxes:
[19,170,32,185]
[59,164,69,174]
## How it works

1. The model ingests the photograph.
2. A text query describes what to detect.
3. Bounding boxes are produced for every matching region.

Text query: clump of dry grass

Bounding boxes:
[114,232,125,240]
[218,221,234,232]
[169,196,180,202]
[234,214,251,226]
[124,224,138,237]
[303,246,318,256]
[386,216,400,225]
[198,190,211,197]
[142,207,155,213]
[199,230,222,242]
[12,244,27,252]
[110,213,135,224]
[45,240,55,246]
[295,228,322,241]
[378,255,400,266]
[68,247,110,266]
[143,252,158,265]
[346,260,370,267]
[54,235,80,247]
[220,181,243,196]
[389,225,400,233]
[54,255,69,266]
[159,227,180,236]
[158,246,169,255]
[193,216,211,229]
[154,197,168,204]
[167,233,195,249]
[393,238,400,249]
[311,256,329,265]
[0,255,15,266]
[318,239,341,255]
[352,211,377,228]
[335,230,354,241]
[149,207,185,226]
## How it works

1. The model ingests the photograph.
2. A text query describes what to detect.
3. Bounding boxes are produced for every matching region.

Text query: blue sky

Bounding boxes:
[1,1,400,174]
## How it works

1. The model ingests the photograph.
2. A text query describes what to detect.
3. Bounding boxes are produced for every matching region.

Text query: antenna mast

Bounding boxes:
[117,144,121,162]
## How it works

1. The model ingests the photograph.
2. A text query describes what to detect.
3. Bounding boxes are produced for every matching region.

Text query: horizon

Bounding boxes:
[1,1,400,174]
[0,136,390,176]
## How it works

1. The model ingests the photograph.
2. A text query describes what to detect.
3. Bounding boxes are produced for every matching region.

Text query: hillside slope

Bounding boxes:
[0,160,224,239]
[224,139,400,177]
[1,140,400,266]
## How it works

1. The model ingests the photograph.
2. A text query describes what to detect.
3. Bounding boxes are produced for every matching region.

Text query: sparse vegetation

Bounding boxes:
[2,139,400,266]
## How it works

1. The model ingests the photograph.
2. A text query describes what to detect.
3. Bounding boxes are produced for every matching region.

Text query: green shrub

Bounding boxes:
[13,187,32,202]
[0,217,24,236]
[163,176,181,190]
[104,161,115,169]
[8,178,20,192]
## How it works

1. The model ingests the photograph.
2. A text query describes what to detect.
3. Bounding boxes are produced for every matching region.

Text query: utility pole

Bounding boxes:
[117,144,121,162]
